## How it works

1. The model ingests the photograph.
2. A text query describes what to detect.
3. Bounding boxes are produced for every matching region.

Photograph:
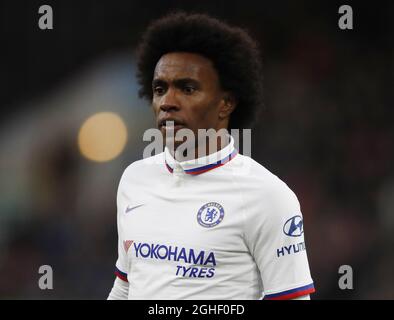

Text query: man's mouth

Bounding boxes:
[158,119,185,131]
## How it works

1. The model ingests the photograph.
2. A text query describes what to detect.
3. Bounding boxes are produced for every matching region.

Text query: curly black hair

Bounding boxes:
[136,12,264,130]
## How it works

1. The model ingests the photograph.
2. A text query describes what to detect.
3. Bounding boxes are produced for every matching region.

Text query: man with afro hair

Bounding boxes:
[108,12,315,300]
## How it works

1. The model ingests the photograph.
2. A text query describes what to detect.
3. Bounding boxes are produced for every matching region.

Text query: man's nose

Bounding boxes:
[160,88,180,112]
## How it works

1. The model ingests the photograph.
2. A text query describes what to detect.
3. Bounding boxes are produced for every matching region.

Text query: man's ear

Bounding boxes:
[219,93,237,120]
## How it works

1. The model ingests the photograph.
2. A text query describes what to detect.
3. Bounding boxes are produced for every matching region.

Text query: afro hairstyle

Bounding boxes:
[136,11,264,130]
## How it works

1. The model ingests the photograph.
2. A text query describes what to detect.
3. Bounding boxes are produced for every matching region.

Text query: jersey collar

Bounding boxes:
[164,135,238,175]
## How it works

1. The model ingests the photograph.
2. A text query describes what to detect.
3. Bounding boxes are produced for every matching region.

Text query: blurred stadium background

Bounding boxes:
[0,0,392,299]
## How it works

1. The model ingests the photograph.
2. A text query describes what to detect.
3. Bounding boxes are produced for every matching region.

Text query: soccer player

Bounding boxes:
[108,12,315,300]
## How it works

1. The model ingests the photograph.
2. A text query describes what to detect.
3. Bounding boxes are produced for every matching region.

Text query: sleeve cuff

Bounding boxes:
[263,283,315,300]
[114,267,128,282]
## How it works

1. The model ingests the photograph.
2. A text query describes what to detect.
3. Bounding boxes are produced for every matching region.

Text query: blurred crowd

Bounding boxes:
[0,0,392,299]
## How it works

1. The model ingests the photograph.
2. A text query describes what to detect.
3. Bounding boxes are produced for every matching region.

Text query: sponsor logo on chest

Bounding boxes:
[126,241,217,278]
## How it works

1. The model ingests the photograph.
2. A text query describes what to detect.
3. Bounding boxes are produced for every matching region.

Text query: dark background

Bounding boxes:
[0,0,393,299]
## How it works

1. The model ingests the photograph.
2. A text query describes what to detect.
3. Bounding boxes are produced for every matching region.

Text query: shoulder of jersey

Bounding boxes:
[121,152,165,180]
[236,153,299,205]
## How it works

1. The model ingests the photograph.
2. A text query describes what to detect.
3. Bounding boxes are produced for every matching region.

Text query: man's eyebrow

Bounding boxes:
[152,78,201,87]
[173,78,201,87]
[152,79,167,87]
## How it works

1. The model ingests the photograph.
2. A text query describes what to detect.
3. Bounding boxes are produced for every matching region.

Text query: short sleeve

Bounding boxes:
[244,180,315,300]
[114,173,129,282]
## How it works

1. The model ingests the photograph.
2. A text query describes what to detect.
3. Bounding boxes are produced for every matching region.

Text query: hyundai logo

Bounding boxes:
[283,215,304,237]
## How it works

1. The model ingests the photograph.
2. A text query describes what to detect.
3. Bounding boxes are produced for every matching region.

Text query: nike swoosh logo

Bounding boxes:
[125,204,145,214]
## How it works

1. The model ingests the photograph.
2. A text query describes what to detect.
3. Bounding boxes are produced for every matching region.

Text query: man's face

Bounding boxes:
[152,52,229,148]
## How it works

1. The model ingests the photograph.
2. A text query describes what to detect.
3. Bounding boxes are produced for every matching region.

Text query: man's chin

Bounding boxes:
[164,137,189,150]
[162,126,192,143]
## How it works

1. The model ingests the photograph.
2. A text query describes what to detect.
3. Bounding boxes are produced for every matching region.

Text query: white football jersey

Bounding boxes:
[113,136,315,299]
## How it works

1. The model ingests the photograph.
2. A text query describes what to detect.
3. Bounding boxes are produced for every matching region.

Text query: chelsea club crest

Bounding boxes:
[197,202,225,228]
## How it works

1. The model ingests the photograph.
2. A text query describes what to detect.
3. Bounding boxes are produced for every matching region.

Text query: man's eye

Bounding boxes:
[183,86,196,94]
[153,87,165,95]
